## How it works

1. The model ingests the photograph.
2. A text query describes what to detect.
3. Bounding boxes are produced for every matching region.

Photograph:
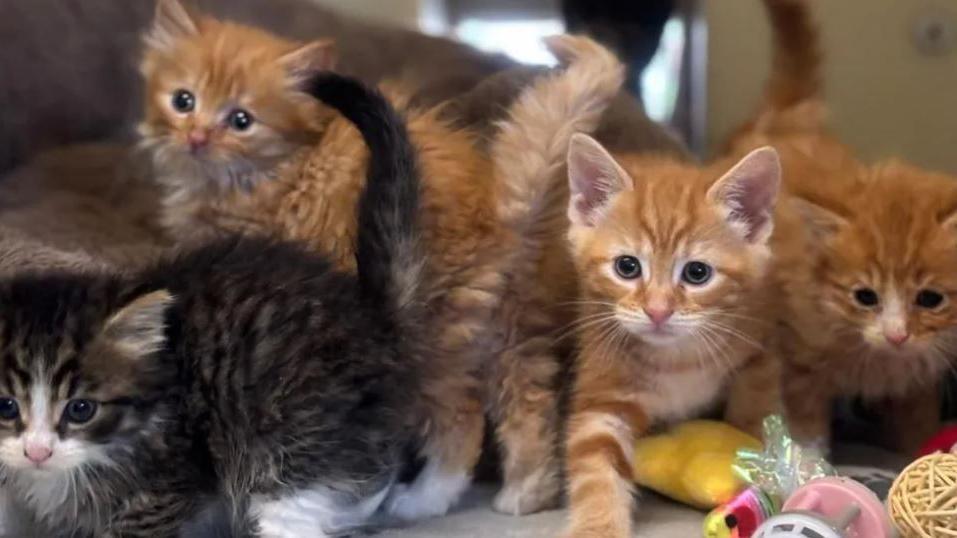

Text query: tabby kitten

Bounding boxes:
[0,72,425,537]
[728,0,957,452]
[139,0,626,518]
[561,137,782,538]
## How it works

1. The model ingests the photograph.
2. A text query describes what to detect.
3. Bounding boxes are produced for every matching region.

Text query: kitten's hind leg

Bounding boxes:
[490,324,563,515]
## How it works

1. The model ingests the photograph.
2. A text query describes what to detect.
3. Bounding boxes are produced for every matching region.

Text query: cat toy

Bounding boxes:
[633,420,762,509]
[888,449,957,537]
[753,477,893,538]
[703,415,836,538]
[917,424,957,456]
[704,486,778,538]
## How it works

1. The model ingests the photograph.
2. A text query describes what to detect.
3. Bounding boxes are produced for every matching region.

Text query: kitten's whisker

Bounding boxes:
[703,320,764,351]
[553,315,620,343]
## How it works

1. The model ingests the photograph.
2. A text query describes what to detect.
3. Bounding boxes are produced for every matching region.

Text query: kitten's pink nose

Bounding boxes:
[884,330,910,347]
[24,444,52,464]
[188,129,209,151]
[643,307,674,327]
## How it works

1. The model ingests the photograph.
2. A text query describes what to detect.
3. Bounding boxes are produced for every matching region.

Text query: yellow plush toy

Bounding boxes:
[632,420,761,509]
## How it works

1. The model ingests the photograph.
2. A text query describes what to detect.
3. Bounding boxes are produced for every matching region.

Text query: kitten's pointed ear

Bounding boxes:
[280,40,338,80]
[103,290,173,358]
[147,0,200,51]
[708,146,781,243]
[567,133,633,227]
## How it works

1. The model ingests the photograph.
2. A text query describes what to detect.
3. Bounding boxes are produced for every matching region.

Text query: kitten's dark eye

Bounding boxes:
[64,399,97,424]
[614,256,642,279]
[681,261,713,285]
[0,398,18,420]
[171,89,195,113]
[228,109,254,131]
[916,289,945,309]
[853,288,879,307]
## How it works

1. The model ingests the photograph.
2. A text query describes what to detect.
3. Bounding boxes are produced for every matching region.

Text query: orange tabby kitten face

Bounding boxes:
[566,135,780,353]
[139,0,335,189]
[793,161,957,359]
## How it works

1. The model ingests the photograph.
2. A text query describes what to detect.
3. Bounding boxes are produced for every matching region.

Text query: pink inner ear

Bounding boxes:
[568,135,627,227]
[571,160,611,218]
[718,148,780,242]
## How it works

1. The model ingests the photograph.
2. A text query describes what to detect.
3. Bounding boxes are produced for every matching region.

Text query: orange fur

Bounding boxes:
[561,140,782,537]
[731,0,956,452]
[139,0,626,517]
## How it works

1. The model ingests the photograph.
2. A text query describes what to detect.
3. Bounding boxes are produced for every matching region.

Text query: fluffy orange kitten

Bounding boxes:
[139,0,335,235]
[730,0,957,452]
[561,136,782,538]
[138,0,626,518]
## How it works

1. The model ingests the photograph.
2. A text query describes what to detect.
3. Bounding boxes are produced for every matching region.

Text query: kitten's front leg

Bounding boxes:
[782,361,833,448]
[563,391,647,538]
[725,350,782,437]
[880,383,942,455]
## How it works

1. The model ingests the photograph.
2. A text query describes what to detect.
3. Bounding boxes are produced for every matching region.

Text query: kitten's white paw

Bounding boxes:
[492,469,561,516]
[252,483,388,538]
[385,463,470,521]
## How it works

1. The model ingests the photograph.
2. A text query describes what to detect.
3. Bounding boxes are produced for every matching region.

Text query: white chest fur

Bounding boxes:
[637,368,726,423]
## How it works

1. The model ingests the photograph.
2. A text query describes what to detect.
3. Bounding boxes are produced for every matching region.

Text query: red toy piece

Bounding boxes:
[917,425,957,457]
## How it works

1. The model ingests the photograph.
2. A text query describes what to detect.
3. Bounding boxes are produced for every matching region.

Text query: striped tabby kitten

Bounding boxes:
[562,137,782,538]
[0,73,425,537]
[727,0,957,452]
[138,0,626,517]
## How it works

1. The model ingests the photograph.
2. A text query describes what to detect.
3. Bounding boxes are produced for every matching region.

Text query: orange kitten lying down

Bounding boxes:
[561,136,782,538]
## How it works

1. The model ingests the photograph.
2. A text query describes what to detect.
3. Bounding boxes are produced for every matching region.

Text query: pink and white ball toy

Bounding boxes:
[753,477,893,538]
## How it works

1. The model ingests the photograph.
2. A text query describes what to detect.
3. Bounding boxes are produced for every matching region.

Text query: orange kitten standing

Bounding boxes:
[561,137,782,537]
[138,0,627,518]
[729,0,957,453]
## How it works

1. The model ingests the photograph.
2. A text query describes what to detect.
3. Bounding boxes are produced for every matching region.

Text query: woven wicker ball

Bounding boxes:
[888,451,957,537]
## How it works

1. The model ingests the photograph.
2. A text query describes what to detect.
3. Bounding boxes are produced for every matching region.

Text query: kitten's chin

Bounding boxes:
[619,321,691,348]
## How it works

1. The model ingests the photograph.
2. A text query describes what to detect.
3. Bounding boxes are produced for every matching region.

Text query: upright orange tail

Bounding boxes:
[724,0,825,150]
[763,0,823,112]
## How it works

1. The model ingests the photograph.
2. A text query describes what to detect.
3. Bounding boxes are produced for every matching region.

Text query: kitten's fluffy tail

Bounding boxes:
[304,73,423,312]
[762,0,822,112]
[491,34,625,239]
[725,0,824,148]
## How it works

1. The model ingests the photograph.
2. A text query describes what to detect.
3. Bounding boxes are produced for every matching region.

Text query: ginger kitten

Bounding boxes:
[139,0,626,518]
[729,0,957,452]
[561,136,781,538]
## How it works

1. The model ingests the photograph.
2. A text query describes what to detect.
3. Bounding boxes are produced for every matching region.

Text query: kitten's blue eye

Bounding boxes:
[614,256,641,279]
[228,109,254,131]
[0,398,18,420]
[854,288,879,307]
[916,289,945,309]
[681,261,713,285]
[171,89,195,113]
[64,399,97,424]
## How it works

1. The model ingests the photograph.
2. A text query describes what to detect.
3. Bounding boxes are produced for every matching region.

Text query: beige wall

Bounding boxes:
[311,0,424,29]
[706,0,957,173]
